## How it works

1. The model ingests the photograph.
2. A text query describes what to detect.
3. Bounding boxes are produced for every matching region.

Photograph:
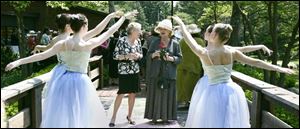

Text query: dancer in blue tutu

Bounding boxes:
[31,12,123,99]
[185,24,274,128]
[172,16,295,128]
[5,10,138,128]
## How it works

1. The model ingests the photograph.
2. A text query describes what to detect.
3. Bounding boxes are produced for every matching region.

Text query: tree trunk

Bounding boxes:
[237,2,270,83]
[268,2,279,85]
[229,1,241,46]
[16,12,31,78]
[278,18,299,88]
[213,1,218,23]
[108,1,115,26]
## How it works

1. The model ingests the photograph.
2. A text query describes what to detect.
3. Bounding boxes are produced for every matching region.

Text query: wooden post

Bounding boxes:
[30,85,43,127]
[87,64,91,77]
[1,100,7,128]
[99,58,104,89]
[251,91,262,128]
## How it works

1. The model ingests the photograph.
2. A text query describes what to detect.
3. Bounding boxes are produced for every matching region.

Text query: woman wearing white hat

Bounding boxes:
[144,19,182,124]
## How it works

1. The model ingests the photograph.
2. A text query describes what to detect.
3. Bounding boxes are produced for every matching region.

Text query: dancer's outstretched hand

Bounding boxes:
[277,67,295,75]
[260,45,273,56]
[5,60,21,71]
[124,10,139,19]
[110,11,124,18]
[172,16,184,25]
[31,45,42,54]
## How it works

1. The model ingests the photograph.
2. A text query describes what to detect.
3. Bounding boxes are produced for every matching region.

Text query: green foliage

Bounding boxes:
[1,69,23,88]
[5,102,18,118]
[2,1,31,13]
[198,2,232,26]
[27,63,56,79]
[1,43,21,88]
[114,1,172,30]
[244,89,253,100]
[275,105,299,128]
[1,44,18,76]
[175,1,210,23]
[139,1,172,28]
[233,63,264,80]
[46,1,108,12]
[174,12,194,25]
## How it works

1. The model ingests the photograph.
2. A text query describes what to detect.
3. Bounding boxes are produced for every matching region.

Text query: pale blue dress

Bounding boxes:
[41,51,108,128]
[185,50,250,128]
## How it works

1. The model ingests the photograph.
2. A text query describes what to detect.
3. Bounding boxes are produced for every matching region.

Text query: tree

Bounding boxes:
[267,1,279,85]
[175,1,209,23]
[279,18,299,87]
[236,1,271,83]
[4,1,32,78]
[108,1,116,26]
[228,1,242,46]
[46,1,108,12]
[139,1,171,26]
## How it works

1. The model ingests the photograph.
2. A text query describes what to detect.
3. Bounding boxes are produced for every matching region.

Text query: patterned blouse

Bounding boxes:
[113,36,142,75]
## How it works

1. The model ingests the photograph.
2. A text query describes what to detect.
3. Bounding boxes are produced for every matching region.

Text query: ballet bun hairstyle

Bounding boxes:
[70,13,87,33]
[56,13,71,32]
[213,23,233,44]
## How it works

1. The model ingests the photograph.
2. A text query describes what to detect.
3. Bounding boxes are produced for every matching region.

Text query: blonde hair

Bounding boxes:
[126,22,142,35]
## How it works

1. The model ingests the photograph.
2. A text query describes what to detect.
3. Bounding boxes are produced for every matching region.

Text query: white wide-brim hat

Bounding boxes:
[27,30,37,36]
[154,19,173,35]
[187,24,201,34]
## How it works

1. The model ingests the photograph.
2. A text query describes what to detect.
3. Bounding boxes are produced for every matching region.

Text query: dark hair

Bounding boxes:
[56,13,71,32]
[207,24,214,33]
[70,13,87,33]
[213,24,233,43]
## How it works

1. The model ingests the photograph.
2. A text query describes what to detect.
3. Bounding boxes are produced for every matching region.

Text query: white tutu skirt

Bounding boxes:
[185,75,250,128]
[41,64,108,128]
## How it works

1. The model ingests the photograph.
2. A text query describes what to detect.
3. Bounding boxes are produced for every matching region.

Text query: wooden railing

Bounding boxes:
[88,55,104,90]
[1,56,103,128]
[231,71,299,128]
[1,67,298,128]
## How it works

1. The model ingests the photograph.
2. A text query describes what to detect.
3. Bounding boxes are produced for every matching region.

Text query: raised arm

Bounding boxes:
[226,45,273,56]
[82,11,123,41]
[172,16,206,57]
[233,49,295,74]
[84,10,138,50]
[5,40,64,71]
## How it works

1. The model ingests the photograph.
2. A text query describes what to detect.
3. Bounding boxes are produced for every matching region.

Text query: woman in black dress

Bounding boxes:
[109,22,143,127]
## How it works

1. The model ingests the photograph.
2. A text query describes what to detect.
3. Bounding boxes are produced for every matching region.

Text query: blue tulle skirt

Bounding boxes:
[185,75,250,128]
[41,64,108,128]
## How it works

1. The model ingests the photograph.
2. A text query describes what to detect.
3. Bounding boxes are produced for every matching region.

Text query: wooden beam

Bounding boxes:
[30,85,43,127]
[7,108,30,128]
[261,111,292,128]
[1,73,50,101]
[251,91,262,128]
[90,68,100,80]
[1,101,7,128]
[262,87,299,114]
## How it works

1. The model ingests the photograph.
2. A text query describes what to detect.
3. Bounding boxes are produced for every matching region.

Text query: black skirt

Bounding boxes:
[118,73,141,94]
